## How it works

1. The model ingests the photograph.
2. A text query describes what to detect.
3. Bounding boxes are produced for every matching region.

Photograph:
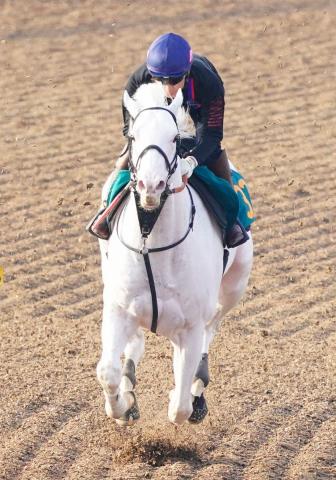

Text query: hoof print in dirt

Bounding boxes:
[188,394,208,424]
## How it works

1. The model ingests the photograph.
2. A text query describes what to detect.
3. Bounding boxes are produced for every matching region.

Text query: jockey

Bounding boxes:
[115,32,233,186]
[90,32,248,247]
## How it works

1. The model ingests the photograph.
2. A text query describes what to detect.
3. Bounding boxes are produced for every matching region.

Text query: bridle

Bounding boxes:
[117,105,196,334]
[126,106,187,194]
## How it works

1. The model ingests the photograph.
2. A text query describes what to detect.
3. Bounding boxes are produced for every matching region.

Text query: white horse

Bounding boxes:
[97,83,253,425]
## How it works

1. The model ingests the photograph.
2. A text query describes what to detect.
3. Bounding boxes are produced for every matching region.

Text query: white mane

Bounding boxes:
[132,82,195,139]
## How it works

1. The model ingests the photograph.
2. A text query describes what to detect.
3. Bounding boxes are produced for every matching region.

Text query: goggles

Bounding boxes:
[153,74,186,86]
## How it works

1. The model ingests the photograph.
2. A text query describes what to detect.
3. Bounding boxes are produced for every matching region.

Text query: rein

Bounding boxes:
[117,106,195,334]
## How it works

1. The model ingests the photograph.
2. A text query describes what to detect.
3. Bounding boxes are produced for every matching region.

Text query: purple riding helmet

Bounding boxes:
[146,33,193,80]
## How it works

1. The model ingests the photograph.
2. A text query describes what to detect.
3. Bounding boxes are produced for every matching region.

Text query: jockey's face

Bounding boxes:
[154,77,186,99]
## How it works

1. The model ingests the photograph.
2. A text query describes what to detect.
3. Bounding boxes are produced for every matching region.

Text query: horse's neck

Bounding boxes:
[120,188,191,251]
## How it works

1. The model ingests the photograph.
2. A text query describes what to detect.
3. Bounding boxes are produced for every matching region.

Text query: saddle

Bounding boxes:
[188,170,249,248]
[86,168,249,248]
[86,180,132,240]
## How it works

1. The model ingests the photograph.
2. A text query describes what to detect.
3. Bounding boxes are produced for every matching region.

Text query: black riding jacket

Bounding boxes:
[122,54,225,165]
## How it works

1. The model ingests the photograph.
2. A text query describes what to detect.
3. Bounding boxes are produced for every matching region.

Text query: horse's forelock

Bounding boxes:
[132,83,195,139]
[133,83,166,110]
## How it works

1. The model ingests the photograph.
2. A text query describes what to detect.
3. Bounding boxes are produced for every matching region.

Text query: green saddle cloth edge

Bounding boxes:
[192,166,238,229]
[106,167,255,229]
[231,170,256,229]
[107,170,132,205]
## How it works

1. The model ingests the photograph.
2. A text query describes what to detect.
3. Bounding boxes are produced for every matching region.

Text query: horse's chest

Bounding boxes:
[111,273,186,334]
[127,291,186,335]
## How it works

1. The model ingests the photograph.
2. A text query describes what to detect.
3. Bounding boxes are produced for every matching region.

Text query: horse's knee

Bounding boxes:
[97,361,121,394]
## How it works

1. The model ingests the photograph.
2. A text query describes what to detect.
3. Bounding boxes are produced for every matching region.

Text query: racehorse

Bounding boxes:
[96,82,253,425]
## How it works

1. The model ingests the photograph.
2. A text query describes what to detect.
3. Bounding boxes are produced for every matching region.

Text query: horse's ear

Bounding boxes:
[168,89,183,116]
[123,90,139,119]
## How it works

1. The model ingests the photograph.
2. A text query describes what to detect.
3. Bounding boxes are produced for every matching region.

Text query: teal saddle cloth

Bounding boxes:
[107,167,255,230]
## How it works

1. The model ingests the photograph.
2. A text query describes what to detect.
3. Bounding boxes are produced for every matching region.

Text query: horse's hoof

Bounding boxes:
[188,394,208,424]
[115,392,140,426]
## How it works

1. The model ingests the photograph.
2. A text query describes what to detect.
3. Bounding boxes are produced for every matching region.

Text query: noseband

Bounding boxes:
[127,106,180,187]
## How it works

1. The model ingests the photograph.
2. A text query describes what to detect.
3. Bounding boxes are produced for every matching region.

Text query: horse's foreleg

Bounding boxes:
[169,327,203,425]
[187,306,224,423]
[96,304,136,421]
[187,300,222,397]
[120,328,145,392]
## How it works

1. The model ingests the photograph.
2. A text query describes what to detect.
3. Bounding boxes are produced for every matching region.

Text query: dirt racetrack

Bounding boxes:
[0,1,335,479]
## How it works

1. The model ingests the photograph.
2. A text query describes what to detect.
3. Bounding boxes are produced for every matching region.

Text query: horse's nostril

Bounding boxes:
[157,181,165,190]
[138,180,145,191]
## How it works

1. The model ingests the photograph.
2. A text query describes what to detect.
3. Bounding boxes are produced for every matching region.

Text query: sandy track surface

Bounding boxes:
[0,1,335,479]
